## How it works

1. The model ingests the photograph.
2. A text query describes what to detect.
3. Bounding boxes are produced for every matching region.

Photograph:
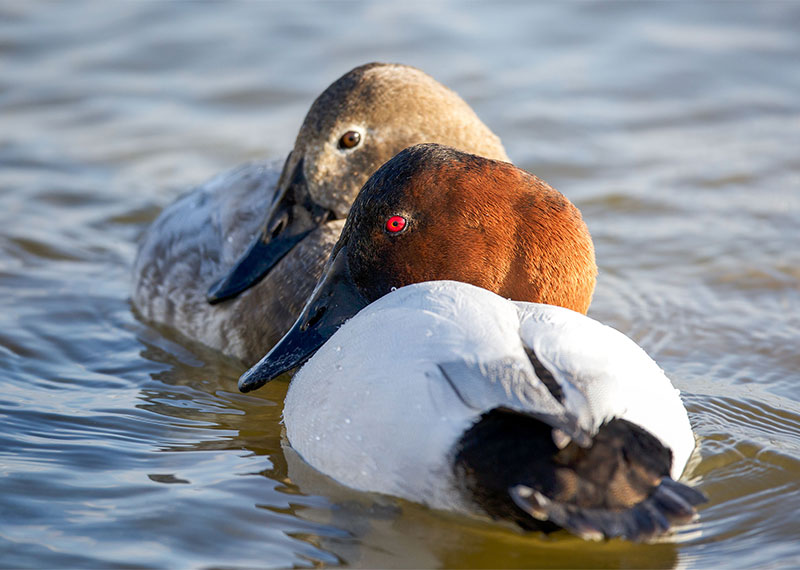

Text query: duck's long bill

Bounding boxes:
[238,246,368,392]
[207,157,334,304]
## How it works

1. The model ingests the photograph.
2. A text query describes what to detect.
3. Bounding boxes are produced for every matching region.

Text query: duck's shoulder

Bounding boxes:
[514,301,666,384]
[205,161,283,258]
[131,160,280,319]
[137,161,280,266]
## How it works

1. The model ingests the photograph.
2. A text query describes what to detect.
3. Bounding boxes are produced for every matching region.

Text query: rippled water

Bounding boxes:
[2,2,799,568]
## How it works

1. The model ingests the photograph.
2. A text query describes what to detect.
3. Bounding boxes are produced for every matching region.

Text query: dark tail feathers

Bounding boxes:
[454,409,707,542]
[510,476,706,542]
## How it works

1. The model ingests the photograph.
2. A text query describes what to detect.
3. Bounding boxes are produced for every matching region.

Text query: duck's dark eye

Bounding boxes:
[385,215,407,234]
[338,130,361,149]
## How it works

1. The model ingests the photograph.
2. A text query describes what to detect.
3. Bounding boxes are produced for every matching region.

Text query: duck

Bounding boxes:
[131,63,509,363]
[238,144,704,541]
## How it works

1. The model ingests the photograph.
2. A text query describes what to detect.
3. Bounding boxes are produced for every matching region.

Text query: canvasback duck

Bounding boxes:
[282,281,703,541]
[238,144,704,540]
[131,63,508,362]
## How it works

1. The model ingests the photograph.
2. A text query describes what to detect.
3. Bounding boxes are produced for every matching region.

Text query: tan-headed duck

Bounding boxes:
[131,64,508,362]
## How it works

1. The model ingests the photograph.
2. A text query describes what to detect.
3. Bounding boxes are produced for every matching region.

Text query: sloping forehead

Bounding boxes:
[302,64,433,132]
[351,144,509,216]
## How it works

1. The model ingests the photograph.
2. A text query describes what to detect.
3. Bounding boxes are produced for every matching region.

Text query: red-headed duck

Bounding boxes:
[131,64,508,362]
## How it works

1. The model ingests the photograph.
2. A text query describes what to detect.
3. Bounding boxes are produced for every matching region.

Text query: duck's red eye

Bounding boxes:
[385,215,407,233]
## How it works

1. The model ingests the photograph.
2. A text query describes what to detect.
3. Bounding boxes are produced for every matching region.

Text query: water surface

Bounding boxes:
[2,2,799,568]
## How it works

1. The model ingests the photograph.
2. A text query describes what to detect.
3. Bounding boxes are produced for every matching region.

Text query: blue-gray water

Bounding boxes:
[2,2,799,568]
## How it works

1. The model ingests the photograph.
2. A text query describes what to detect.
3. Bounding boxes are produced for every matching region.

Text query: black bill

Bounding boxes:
[238,245,368,392]
[207,157,335,304]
